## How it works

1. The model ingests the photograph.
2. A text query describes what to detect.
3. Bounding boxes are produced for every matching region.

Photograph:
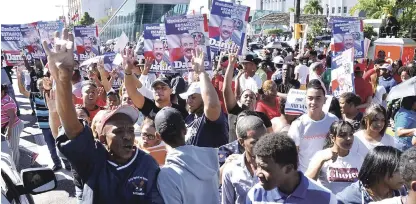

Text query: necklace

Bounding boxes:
[366,188,393,201]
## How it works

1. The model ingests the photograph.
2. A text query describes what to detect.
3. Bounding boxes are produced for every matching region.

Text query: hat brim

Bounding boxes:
[179,90,201,99]
[151,80,170,88]
[99,105,139,135]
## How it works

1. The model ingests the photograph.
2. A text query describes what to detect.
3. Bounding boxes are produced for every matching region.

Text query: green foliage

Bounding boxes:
[97,16,110,28]
[350,0,416,38]
[78,12,95,26]
[265,28,283,35]
[363,25,377,40]
[288,7,295,12]
[307,20,324,44]
[303,0,323,15]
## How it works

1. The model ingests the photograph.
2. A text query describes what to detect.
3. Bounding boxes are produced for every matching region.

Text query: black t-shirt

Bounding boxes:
[227,104,272,142]
[29,70,43,92]
[349,112,363,132]
[139,97,188,120]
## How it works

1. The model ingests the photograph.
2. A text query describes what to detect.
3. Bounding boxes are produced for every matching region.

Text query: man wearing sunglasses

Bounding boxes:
[137,117,167,166]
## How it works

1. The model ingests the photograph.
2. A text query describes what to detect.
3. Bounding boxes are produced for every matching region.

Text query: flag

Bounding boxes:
[72,10,79,21]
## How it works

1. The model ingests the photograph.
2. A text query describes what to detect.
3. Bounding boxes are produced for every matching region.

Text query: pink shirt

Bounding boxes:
[1,95,20,128]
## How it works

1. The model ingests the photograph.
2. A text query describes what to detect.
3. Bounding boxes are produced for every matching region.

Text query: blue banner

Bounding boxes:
[1,24,23,65]
[20,23,46,61]
[165,14,211,73]
[73,26,99,61]
[209,0,250,55]
[143,23,170,73]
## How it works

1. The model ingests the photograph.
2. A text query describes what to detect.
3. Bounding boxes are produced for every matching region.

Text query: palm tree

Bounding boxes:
[303,0,323,15]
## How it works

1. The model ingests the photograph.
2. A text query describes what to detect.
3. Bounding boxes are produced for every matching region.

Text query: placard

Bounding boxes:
[143,23,170,73]
[74,25,99,61]
[332,20,364,59]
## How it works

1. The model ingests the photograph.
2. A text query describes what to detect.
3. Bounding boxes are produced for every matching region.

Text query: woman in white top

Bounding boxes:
[370,73,387,108]
[353,104,397,158]
[305,120,363,194]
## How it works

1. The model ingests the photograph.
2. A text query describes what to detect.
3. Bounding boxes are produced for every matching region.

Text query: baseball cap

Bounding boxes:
[239,54,261,65]
[98,105,139,135]
[151,76,171,89]
[380,63,392,71]
[179,82,201,99]
[272,56,284,64]
[154,107,185,137]
[355,63,366,72]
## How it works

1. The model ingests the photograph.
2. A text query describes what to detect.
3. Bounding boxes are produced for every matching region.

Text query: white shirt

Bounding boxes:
[294,64,309,85]
[288,113,339,172]
[72,81,82,98]
[352,130,398,158]
[369,196,402,204]
[372,85,387,108]
[138,74,154,100]
[310,148,363,194]
[222,153,258,204]
[239,74,262,94]
[23,70,31,86]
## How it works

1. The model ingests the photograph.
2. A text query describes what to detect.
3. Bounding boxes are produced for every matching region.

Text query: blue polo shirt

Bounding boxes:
[378,76,397,93]
[246,172,338,204]
[56,124,164,204]
[184,112,228,148]
[394,107,416,151]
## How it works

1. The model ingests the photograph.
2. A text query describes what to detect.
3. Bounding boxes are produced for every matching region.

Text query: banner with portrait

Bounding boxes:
[20,22,46,61]
[209,0,250,55]
[73,26,99,61]
[143,23,170,73]
[332,20,364,59]
[165,14,211,73]
[1,24,23,66]
[330,48,355,98]
[37,20,64,50]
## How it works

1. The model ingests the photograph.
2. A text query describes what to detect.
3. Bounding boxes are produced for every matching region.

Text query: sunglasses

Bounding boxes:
[141,132,155,140]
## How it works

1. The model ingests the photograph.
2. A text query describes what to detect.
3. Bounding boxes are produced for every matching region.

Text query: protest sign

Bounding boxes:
[113,32,129,52]
[20,22,46,60]
[143,23,170,73]
[1,24,23,65]
[165,14,211,73]
[332,20,364,59]
[209,0,250,55]
[285,89,334,115]
[37,20,63,50]
[74,26,99,61]
[330,48,355,98]
[104,52,117,71]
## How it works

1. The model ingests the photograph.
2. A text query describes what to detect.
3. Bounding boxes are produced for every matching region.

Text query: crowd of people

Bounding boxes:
[1,28,416,204]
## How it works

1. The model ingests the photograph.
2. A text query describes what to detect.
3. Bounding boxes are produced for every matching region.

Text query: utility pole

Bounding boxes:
[295,0,300,23]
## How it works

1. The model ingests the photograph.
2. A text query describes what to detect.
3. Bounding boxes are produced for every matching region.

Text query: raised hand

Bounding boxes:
[42,28,75,83]
[142,57,153,75]
[227,49,238,71]
[122,48,135,74]
[191,47,205,75]
[45,89,57,113]
[97,57,105,73]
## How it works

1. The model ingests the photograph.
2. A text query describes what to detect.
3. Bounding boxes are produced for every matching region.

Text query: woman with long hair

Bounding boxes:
[370,73,387,108]
[256,80,281,120]
[305,121,363,194]
[339,92,363,131]
[337,146,406,203]
[1,84,24,167]
[353,104,398,158]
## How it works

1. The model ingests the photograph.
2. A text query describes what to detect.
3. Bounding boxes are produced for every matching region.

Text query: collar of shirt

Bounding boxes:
[107,147,139,171]
[272,172,309,201]
[235,152,257,179]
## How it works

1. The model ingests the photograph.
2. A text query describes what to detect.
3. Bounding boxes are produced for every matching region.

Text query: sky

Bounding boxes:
[0,0,68,24]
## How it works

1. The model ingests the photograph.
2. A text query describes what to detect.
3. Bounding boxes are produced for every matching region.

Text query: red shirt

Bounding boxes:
[212,75,235,113]
[363,69,376,82]
[393,73,402,84]
[354,77,373,112]
[255,97,281,120]
[74,97,106,107]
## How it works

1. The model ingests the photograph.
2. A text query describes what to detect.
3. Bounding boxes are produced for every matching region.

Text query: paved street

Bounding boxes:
[11,75,77,204]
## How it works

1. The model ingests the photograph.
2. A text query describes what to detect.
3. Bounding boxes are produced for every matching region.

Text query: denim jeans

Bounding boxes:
[41,128,61,166]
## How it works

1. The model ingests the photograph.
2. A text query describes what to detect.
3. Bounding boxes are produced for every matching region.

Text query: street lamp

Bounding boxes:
[55,5,68,25]
[200,6,204,14]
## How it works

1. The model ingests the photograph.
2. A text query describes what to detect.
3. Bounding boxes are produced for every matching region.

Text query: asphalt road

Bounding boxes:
[11,75,77,204]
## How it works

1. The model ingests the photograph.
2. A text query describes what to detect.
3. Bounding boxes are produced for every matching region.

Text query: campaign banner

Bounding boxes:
[285,89,333,115]
[165,14,211,73]
[1,24,22,65]
[143,23,170,73]
[332,20,364,59]
[209,0,250,55]
[20,23,46,60]
[330,48,355,98]
[37,20,64,50]
[73,26,99,61]
[104,52,117,71]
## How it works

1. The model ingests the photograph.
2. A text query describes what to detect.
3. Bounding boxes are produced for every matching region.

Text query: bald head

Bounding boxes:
[236,115,266,139]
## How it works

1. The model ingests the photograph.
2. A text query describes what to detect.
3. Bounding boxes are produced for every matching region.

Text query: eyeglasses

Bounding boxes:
[141,132,155,140]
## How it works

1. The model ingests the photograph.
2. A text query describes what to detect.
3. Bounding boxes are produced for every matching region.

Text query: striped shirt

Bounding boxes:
[1,95,20,128]
[30,92,49,129]
[246,172,339,204]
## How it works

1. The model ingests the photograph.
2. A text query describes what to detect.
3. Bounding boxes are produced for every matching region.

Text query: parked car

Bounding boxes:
[1,135,57,204]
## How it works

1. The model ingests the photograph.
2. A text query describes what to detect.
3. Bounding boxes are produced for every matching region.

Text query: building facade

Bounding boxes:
[68,0,124,23]
[99,0,189,41]
[258,0,361,17]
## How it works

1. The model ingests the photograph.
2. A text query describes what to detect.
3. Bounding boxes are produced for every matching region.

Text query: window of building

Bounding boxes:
[332,7,335,14]
[338,7,341,13]
[343,6,347,13]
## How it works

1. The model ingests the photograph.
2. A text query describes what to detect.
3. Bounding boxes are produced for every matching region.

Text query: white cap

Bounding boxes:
[179,82,201,99]
[380,63,392,71]
[272,56,284,64]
